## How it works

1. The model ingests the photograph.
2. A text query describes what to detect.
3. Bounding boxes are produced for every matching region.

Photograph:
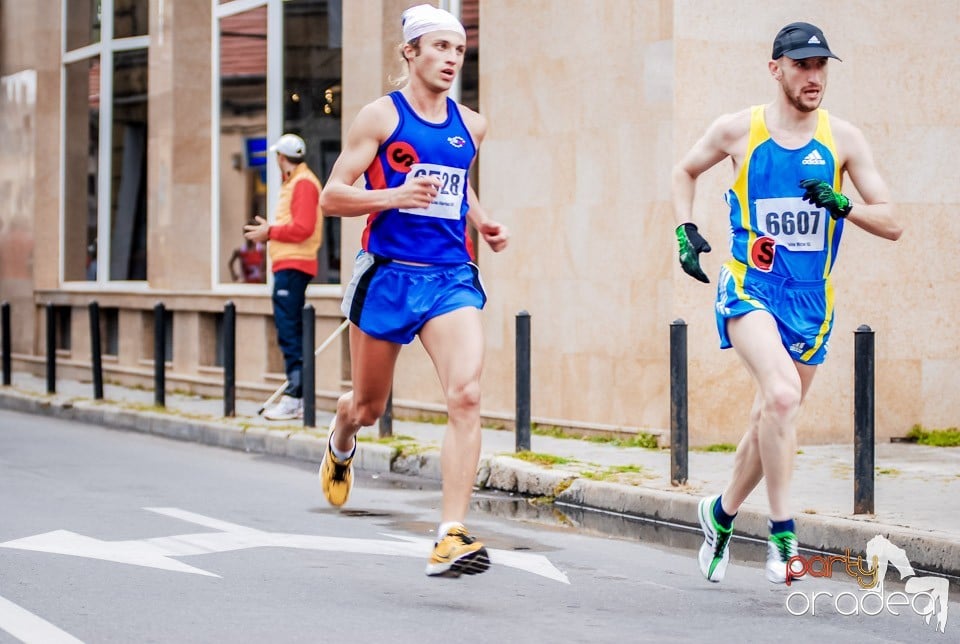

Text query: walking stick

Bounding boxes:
[257,318,349,415]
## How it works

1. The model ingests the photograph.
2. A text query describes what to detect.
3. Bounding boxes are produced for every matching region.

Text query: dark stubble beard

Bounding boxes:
[781,78,822,113]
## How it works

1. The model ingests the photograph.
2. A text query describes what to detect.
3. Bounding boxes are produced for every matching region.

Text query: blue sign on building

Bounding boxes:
[245,136,268,183]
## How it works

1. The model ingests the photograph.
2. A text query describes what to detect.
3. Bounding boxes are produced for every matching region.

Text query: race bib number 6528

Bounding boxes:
[400,163,466,220]
[755,197,825,252]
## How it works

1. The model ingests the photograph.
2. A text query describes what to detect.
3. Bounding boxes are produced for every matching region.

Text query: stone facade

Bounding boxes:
[0,1,956,444]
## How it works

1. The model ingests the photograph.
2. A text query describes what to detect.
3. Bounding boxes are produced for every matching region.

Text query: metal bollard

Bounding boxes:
[89,302,103,400]
[515,311,531,452]
[670,319,689,485]
[379,388,393,438]
[1,302,10,386]
[154,303,166,407]
[301,305,315,428]
[223,301,236,417]
[854,324,875,514]
[46,303,56,394]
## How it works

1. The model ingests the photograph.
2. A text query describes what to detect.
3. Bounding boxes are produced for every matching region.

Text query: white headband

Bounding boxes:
[401,4,465,42]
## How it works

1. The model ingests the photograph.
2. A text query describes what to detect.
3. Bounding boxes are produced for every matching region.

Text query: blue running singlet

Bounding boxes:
[361,91,476,264]
[715,106,843,364]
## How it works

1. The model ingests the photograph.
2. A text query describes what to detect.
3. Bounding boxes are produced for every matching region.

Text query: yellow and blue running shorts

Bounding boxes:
[715,260,834,365]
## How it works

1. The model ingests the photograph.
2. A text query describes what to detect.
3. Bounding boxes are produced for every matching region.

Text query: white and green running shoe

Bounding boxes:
[698,495,733,582]
[766,529,799,584]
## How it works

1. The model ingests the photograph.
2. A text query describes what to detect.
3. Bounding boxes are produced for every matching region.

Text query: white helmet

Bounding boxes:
[269,133,306,158]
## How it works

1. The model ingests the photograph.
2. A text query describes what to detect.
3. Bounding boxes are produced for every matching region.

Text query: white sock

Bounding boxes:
[437,521,464,540]
[329,432,356,461]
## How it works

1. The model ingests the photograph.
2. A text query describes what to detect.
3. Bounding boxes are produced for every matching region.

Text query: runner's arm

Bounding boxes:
[466,185,508,253]
[672,114,739,227]
[837,122,902,241]
[320,100,440,217]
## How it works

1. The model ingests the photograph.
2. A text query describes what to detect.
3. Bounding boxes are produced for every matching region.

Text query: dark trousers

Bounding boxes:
[272,269,312,397]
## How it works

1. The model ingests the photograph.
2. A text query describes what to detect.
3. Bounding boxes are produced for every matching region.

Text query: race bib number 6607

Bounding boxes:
[400,163,466,220]
[755,197,825,252]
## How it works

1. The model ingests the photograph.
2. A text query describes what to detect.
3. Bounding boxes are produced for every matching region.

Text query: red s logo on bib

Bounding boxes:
[386,141,419,173]
[751,236,776,272]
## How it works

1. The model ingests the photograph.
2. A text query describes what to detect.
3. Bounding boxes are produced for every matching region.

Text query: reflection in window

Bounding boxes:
[217,6,268,284]
[66,0,101,51]
[114,0,149,39]
[63,0,150,284]
[110,48,148,281]
[215,1,343,285]
[63,58,100,281]
[284,0,342,284]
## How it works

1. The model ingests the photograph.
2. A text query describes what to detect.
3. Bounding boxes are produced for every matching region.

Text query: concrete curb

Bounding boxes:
[2,389,958,578]
[556,479,960,578]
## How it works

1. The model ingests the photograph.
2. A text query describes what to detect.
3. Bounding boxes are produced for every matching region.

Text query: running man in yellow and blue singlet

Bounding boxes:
[672,22,902,585]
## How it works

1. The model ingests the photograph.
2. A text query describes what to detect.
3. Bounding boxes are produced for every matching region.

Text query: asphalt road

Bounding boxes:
[0,410,954,643]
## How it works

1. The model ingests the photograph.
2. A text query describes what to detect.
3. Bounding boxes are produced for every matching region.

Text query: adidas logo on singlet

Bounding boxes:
[802,149,826,165]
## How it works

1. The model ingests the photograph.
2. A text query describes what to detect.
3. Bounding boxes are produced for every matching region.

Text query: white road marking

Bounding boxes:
[0,595,83,644]
[0,507,570,584]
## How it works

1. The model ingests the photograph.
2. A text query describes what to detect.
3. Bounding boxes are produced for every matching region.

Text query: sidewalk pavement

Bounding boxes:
[1,371,958,578]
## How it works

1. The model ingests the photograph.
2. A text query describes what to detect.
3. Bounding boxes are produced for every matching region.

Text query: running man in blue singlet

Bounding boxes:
[672,22,902,585]
[317,4,508,579]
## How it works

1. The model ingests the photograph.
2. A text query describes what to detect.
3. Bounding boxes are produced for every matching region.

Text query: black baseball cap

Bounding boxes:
[772,22,841,61]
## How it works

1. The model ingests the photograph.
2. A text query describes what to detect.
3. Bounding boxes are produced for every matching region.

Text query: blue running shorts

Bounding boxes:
[714,261,834,365]
[341,251,487,345]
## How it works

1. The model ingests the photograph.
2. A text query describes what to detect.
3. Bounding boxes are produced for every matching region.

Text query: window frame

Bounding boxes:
[211,0,342,296]
[211,0,279,294]
[60,0,150,288]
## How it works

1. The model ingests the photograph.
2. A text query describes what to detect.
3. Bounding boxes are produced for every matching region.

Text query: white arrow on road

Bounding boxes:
[0,507,570,584]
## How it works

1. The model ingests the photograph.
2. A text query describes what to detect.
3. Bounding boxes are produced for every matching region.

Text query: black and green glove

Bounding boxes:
[799,179,852,220]
[676,222,712,283]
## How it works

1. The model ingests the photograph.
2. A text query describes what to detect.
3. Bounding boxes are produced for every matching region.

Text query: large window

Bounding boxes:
[63,57,99,281]
[215,3,268,285]
[214,0,342,287]
[109,48,149,281]
[284,0,342,284]
[62,0,149,283]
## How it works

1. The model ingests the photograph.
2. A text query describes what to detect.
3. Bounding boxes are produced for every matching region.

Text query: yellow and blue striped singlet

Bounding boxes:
[715,105,844,364]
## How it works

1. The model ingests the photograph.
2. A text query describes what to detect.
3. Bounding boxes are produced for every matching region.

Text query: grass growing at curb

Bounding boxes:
[121,401,213,423]
[553,478,575,496]
[907,424,960,447]
[531,423,569,439]
[876,467,900,476]
[585,433,659,450]
[693,443,737,453]
[357,434,417,444]
[579,464,651,483]
[531,424,660,449]
[361,435,436,457]
[512,451,571,467]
